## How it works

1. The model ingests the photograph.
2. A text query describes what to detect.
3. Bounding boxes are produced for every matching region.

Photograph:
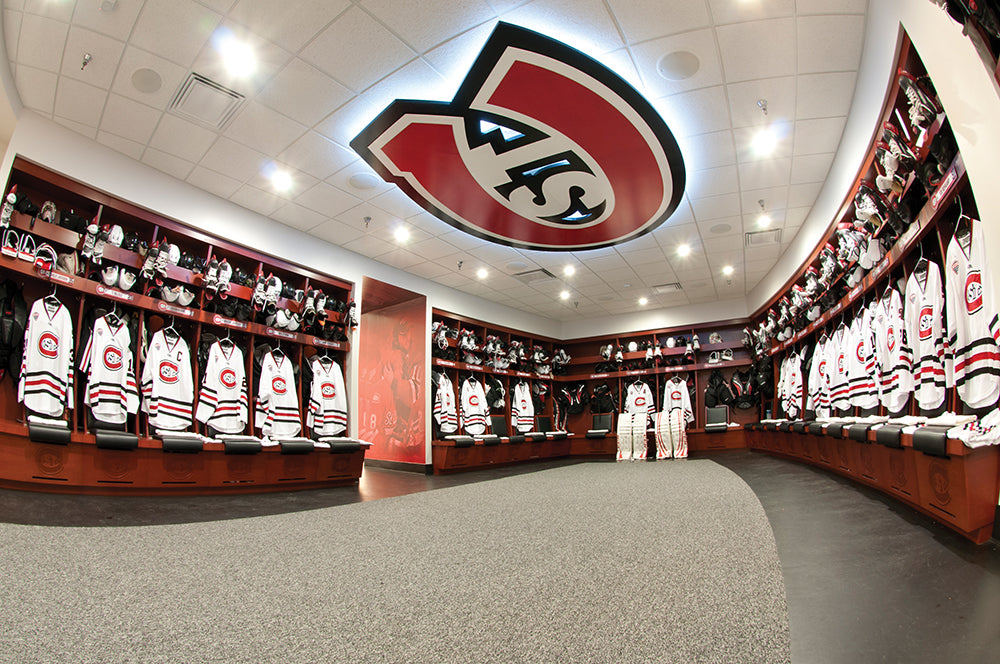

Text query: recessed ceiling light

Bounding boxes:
[677,244,691,257]
[212,27,256,78]
[723,265,735,276]
[757,213,772,228]
[130,67,162,94]
[270,168,292,192]
[348,172,381,190]
[752,126,777,156]
[709,223,732,235]
[394,226,410,243]
[657,50,700,81]
[563,264,576,276]
[559,290,570,300]
[476,268,488,279]
[638,297,648,306]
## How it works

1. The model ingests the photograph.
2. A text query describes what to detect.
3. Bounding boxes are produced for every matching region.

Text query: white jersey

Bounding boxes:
[510,382,534,433]
[905,262,947,411]
[945,224,1000,408]
[141,329,194,431]
[460,377,488,435]
[195,341,248,434]
[18,298,74,417]
[848,311,878,409]
[432,372,457,434]
[873,289,913,413]
[806,336,831,418]
[79,314,139,425]
[306,357,347,436]
[828,326,852,412]
[661,378,693,425]
[623,381,655,426]
[781,351,804,418]
[255,351,301,437]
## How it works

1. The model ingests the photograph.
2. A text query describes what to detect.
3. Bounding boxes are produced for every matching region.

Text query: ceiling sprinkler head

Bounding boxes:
[81,53,93,71]
[363,216,371,228]
[757,98,768,116]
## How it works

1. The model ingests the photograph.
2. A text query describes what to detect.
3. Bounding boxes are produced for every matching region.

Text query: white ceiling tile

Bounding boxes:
[616,247,667,267]
[97,131,145,161]
[100,94,161,144]
[654,85,730,138]
[686,165,738,200]
[434,272,474,289]
[700,216,741,237]
[229,184,285,217]
[327,160,394,200]
[677,131,736,171]
[4,10,20,64]
[198,136,268,182]
[369,188,425,219]
[784,206,811,227]
[71,0,144,41]
[691,193,740,221]
[708,0,795,24]
[406,261,452,280]
[142,148,195,181]
[279,132,358,182]
[200,1,238,13]
[439,229,488,251]
[109,46,189,109]
[310,219,366,247]
[300,6,416,92]
[342,234,395,257]
[14,64,56,114]
[4,0,21,11]
[129,0,221,68]
[738,158,791,191]
[271,202,327,232]
[225,101,306,156]
[294,182,362,217]
[335,202,398,235]
[716,18,795,83]
[23,0,74,21]
[16,13,68,72]
[246,167,319,200]
[796,0,866,14]
[360,0,495,52]
[797,14,865,74]
[421,22,495,89]
[790,153,834,185]
[54,78,106,127]
[59,26,124,90]
[607,0,710,43]
[733,121,793,163]
[228,0,352,53]
[377,248,425,271]
[187,165,243,199]
[793,117,846,155]
[631,29,724,98]
[500,0,624,54]
[187,21,292,98]
[703,235,743,254]
[788,182,823,208]
[727,77,795,128]
[796,72,857,119]
[258,59,354,127]
[150,114,218,163]
[409,237,464,262]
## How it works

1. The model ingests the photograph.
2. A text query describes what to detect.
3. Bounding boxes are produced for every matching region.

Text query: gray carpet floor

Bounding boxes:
[0,460,790,663]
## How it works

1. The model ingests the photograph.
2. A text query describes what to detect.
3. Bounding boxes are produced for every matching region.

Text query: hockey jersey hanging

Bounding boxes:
[79,313,139,425]
[460,376,488,435]
[255,350,301,437]
[306,356,347,436]
[905,260,947,411]
[945,221,1000,408]
[195,340,248,434]
[656,377,693,460]
[623,380,655,426]
[873,288,913,413]
[141,328,194,431]
[18,297,74,417]
[432,372,458,435]
[806,335,831,418]
[511,381,534,433]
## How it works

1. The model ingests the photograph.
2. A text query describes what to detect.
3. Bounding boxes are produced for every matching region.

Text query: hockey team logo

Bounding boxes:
[272,376,287,395]
[837,354,846,374]
[469,395,480,406]
[159,360,179,384]
[103,345,123,371]
[321,382,336,399]
[918,306,934,341]
[671,391,681,401]
[351,22,685,251]
[887,327,896,353]
[220,368,238,389]
[635,396,646,406]
[855,341,864,364]
[38,332,59,359]
[818,360,826,377]
[965,270,983,314]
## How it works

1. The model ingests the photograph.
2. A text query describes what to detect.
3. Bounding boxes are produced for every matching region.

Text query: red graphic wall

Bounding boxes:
[358,296,426,464]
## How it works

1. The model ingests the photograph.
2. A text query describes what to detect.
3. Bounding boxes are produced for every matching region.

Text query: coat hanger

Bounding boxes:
[954,197,972,243]
[271,340,284,360]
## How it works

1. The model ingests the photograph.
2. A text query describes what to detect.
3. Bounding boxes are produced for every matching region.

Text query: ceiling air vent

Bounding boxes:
[745,229,782,247]
[513,268,558,285]
[652,282,682,294]
[168,72,245,130]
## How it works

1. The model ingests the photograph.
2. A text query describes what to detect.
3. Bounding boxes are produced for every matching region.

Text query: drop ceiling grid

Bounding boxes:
[0,0,868,321]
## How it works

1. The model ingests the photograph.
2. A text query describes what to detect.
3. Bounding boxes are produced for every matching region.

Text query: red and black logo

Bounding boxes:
[918,306,934,341]
[965,270,983,314]
[103,345,123,371]
[159,360,179,384]
[351,22,685,251]
[469,395,479,406]
[220,368,238,389]
[38,331,59,359]
[321,382,336,399]
[671,391,682,401]
[272,377,287,395]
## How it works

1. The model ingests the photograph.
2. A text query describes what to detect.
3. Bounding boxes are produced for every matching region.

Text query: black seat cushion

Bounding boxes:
[808,422,826,436]
[280,440,314,454]
[825,423,845,438]
[548,432,568,440]
[527,432,547,443]
[329,440,362,453]
[224,439,262,454]
[480,435,501,446]
[508,434,527,444]
[161,437,203,452]
[912,425,950,457]
[764,422,778,432]
[28,422,71,445]
[847,424,871,442]
[449,436,475,448]
[875,425,904,449]
[95,429,139,450]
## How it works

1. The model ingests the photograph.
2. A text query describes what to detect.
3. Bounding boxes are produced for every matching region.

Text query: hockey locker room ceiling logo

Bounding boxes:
[350,22,685,251]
